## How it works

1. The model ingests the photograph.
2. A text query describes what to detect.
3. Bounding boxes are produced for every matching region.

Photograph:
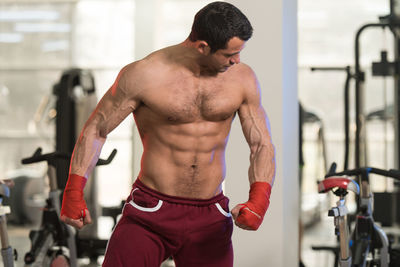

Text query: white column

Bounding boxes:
[225,1,299,266]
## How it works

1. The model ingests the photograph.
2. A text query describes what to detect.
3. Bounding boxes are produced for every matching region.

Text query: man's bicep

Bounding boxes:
[86,68,140,137]
[238,73,271,146]
[91,89,137,136]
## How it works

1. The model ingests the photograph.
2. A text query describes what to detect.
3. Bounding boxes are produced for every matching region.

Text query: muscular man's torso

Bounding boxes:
[129,46,249,199]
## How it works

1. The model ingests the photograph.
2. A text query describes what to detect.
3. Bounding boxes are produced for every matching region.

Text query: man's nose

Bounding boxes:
[230,54,240,65]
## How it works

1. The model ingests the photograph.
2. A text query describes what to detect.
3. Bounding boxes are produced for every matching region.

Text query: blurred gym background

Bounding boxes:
[1,0,400,266]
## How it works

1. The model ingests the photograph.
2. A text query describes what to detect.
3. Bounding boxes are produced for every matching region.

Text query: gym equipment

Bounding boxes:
[4,69,98,228]
[309,67,354,170]
[353,0,400,169]
[310,0,400,242]
[4,170,45,226]
[21,147,116,267]
[351,0,400,233]
[318,175,359,267]
[317,162,400,267]
[0,181,17,267]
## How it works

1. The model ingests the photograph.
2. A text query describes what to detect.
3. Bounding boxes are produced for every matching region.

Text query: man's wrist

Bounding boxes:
[66,174,87,191]
[235,181,272,230]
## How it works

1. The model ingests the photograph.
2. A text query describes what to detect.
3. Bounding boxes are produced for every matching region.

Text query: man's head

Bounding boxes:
[189,2,253,54]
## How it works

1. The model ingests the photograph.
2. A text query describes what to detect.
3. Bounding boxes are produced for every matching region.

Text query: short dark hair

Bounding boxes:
[189,1,253,53]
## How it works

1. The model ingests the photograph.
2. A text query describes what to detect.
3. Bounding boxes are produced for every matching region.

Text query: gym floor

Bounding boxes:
[3,217,335,267]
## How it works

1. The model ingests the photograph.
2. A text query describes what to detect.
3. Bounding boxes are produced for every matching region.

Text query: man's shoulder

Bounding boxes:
[121,57,166,81]
[233,63,255,77]
[117,50,178,95]
[127,48,178,75]
[223,63,259,102]
[226,63,257,87]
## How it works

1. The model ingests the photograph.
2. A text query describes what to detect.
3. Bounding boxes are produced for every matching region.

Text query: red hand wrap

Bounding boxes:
[236,182,272,230]
[61,174,87,220]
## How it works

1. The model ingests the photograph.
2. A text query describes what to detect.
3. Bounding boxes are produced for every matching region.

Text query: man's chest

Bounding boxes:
[139,77,243,123]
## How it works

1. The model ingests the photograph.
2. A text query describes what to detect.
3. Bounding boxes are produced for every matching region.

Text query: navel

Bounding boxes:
[168,116,178,122]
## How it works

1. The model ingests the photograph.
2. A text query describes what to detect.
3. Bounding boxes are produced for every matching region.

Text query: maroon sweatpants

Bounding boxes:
[103,179,233,267]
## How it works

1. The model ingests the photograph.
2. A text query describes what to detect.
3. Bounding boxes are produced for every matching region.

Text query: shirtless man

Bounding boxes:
[61,2,275,266]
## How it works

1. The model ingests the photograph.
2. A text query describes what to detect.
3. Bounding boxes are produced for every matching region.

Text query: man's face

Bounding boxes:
[208,37,246,72]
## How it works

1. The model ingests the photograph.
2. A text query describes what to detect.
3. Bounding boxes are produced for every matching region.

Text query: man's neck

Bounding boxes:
[178,39,219,77]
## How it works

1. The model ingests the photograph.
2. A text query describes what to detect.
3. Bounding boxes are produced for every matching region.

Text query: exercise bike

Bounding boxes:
[318,163,400,267]
[21,147,116,267]
[0,180,17,267]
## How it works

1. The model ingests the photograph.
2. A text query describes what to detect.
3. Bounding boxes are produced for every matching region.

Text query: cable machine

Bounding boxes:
[351,0,400,227]
[354,0,400,169]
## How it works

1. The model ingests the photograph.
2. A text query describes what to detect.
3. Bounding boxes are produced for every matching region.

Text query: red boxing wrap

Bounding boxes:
[236,182,272,230]
[61,174,87,220]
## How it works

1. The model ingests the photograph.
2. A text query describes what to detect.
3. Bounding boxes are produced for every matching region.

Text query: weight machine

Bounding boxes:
[352,0,400,227]
[354,0,400,169]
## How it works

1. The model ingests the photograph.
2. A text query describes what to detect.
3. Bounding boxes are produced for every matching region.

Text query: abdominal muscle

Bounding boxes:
[137,121,231,199]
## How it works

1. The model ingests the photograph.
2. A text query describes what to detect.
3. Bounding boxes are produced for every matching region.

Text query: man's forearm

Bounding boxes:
[248,143,275,185]
[61,123,104,222]
[69,124,106,178]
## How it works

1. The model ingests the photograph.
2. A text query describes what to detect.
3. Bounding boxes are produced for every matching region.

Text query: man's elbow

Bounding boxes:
[80,121,107,143]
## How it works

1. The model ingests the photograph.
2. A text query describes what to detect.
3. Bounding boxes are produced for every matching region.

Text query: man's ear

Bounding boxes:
[195,41,211,55]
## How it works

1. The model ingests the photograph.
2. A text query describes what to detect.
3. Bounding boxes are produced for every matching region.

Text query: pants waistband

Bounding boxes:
[133,178,226,206]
